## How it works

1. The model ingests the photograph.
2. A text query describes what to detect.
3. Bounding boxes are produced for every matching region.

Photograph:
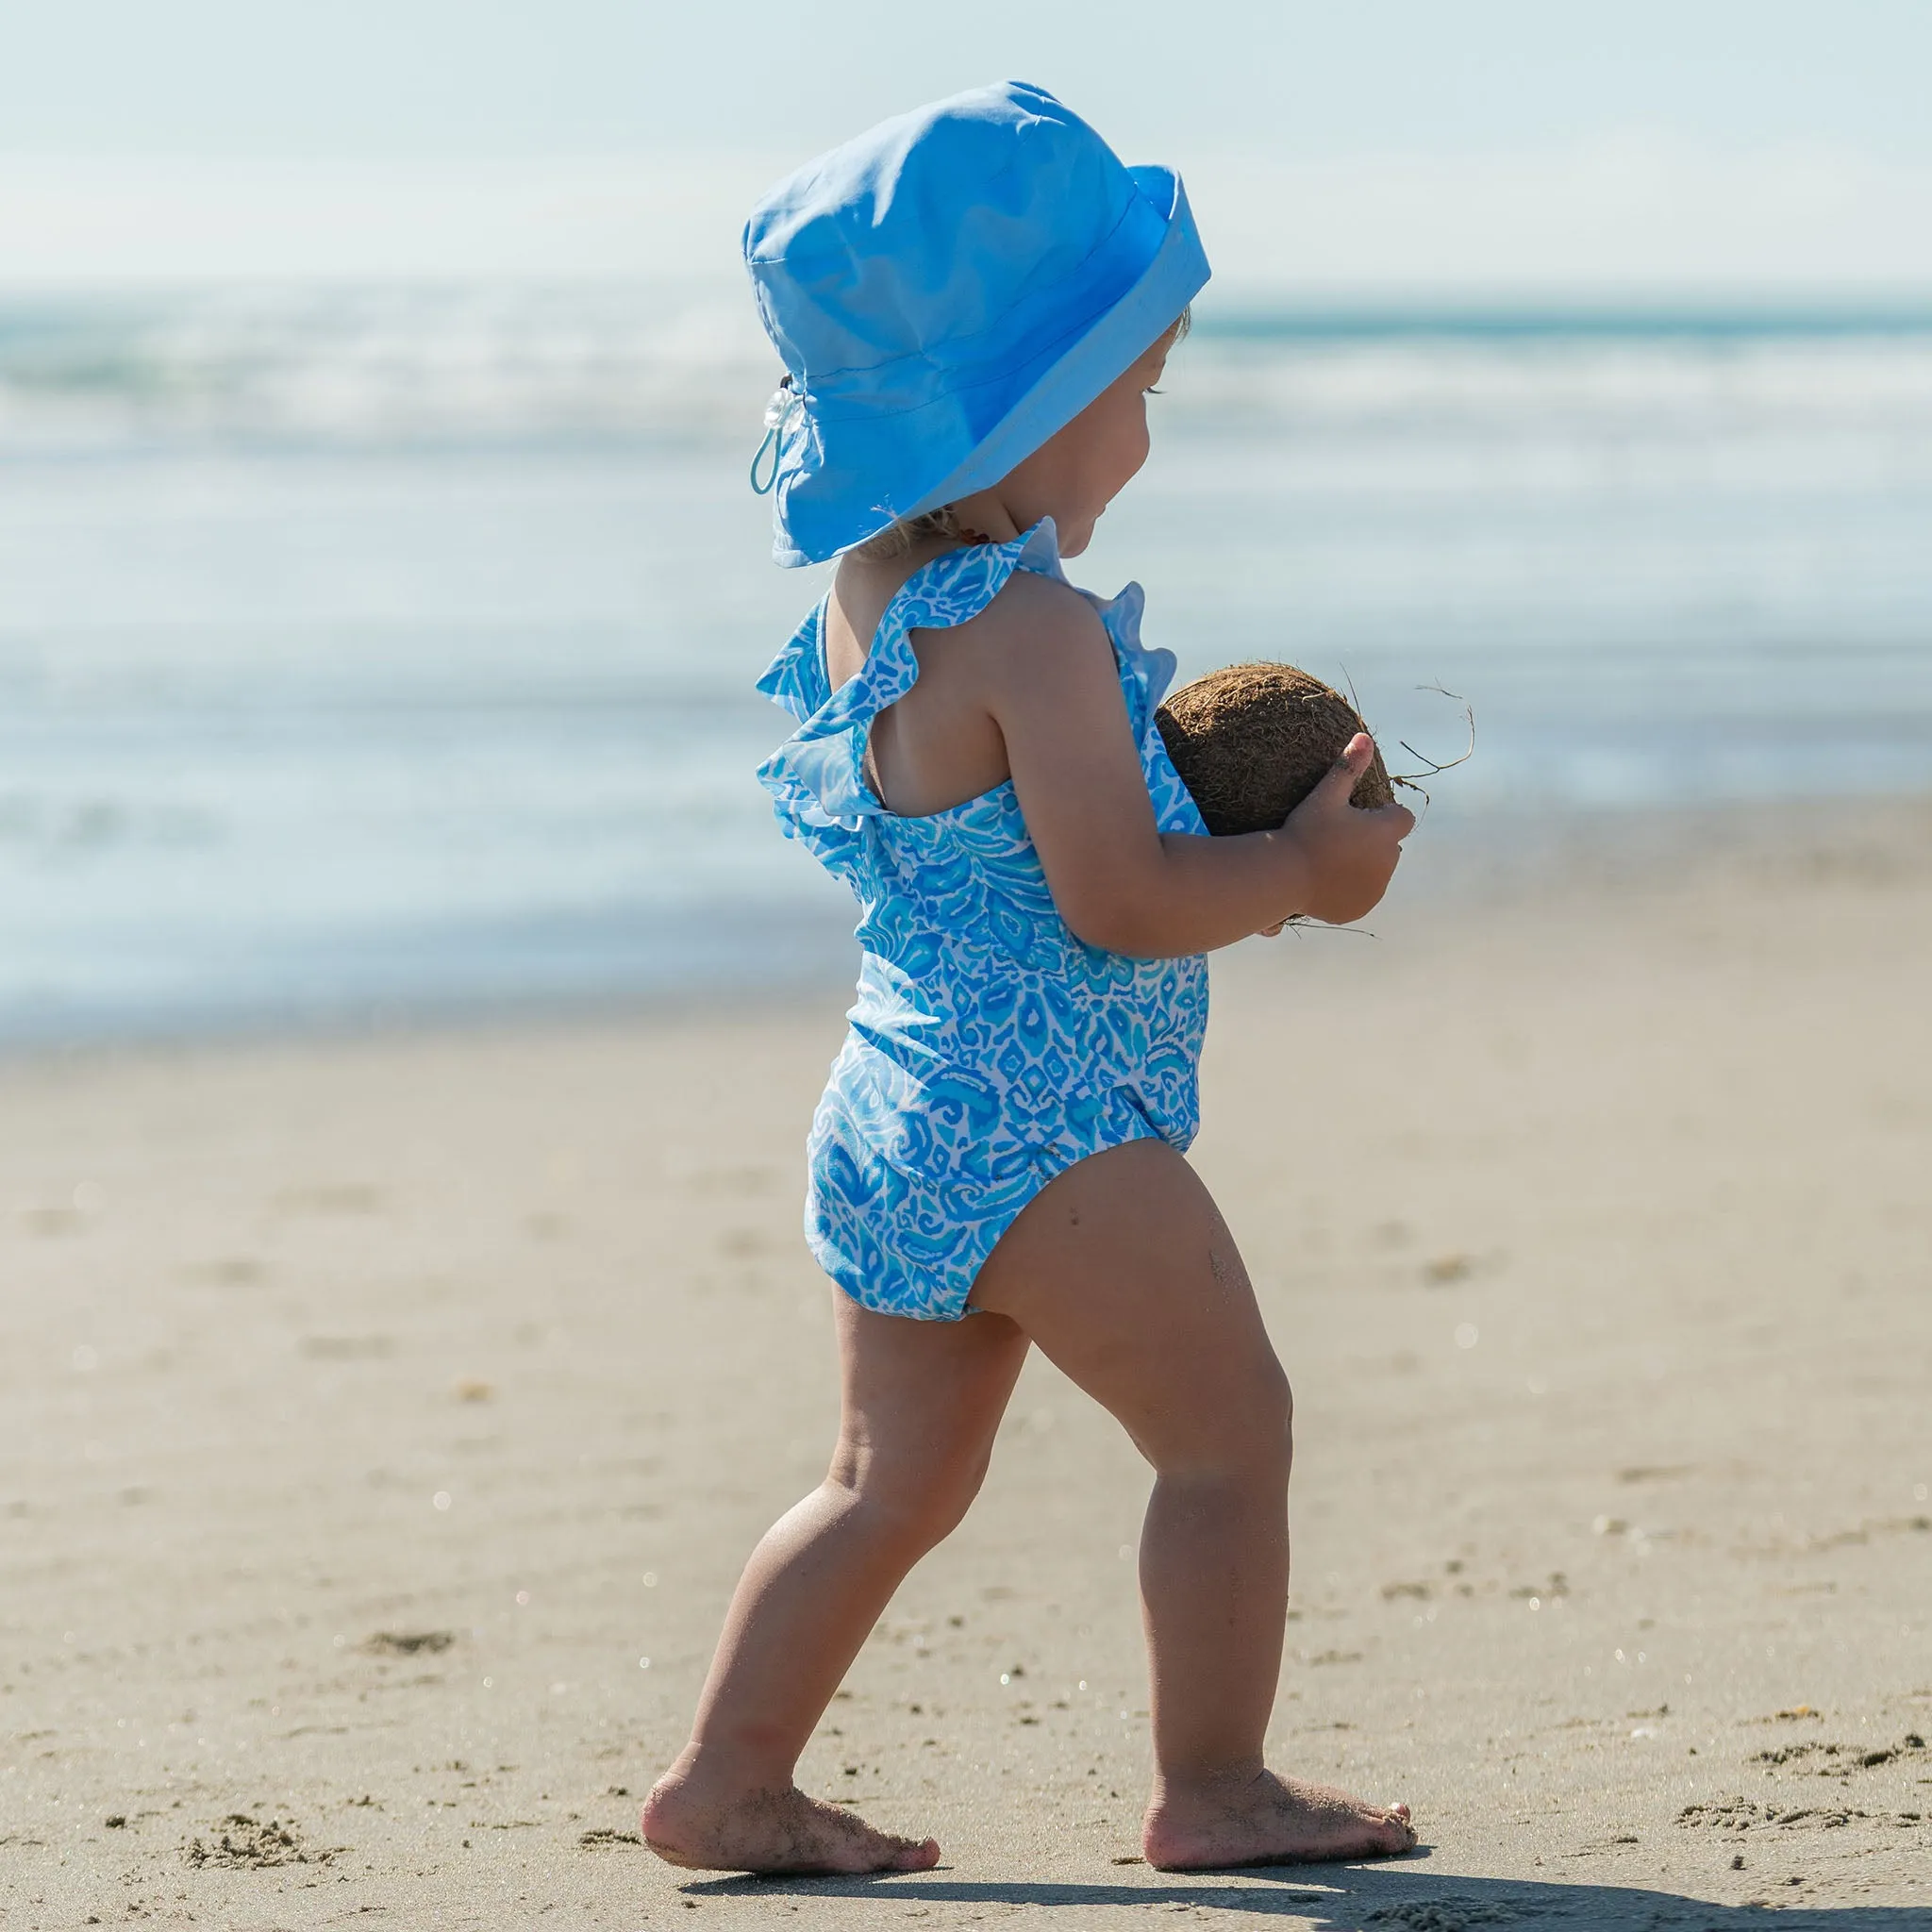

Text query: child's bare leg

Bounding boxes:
[971,1139,1416,1870]
[641,1291,1029,1874]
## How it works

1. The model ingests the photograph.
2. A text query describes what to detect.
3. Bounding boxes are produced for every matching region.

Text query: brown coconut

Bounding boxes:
[1156,662,1393,837]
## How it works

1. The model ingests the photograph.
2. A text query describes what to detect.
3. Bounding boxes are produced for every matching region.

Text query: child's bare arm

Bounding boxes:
[983,580,1414,958]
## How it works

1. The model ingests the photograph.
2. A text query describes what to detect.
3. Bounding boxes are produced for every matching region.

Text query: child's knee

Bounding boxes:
[921,1450,994,1541]
[1167,1361,1291,1482]
[1245,1362,1294,1475]
[837,1449,990,1556]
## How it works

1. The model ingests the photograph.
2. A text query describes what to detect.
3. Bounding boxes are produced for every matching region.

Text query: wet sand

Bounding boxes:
[3,800,1930,1929]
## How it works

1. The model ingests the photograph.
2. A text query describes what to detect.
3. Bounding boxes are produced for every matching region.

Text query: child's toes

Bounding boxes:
[1378,1804,1417,1849]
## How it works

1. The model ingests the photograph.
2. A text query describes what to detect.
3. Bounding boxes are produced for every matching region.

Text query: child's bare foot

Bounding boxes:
[1142,1769,1415,1871]
[641,1770,941,1875]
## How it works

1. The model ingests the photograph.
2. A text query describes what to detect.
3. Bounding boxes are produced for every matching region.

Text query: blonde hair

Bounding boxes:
[853,305,1191,564]
[854,504,966,562]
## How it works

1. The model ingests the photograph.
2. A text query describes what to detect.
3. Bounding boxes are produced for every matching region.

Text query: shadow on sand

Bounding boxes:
[678,1858,1927,1926]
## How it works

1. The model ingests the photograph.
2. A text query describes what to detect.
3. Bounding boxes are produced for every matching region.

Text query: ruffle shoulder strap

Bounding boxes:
[756,519,1065,833]
[1080,574,1179,742]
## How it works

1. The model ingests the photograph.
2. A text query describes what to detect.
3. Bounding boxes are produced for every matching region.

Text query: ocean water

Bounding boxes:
[4,288,1931,1043]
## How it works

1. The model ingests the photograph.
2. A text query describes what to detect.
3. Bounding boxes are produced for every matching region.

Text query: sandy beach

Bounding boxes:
[4,799,1930,1930]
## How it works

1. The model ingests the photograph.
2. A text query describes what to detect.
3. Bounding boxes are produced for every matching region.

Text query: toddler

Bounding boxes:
[643,80,1417,1875]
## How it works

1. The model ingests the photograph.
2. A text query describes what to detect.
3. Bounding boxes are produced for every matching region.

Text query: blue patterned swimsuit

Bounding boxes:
[757,520,1210,1321]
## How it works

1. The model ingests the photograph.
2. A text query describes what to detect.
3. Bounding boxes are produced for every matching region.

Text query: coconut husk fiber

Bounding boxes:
[1156,663,1394,837]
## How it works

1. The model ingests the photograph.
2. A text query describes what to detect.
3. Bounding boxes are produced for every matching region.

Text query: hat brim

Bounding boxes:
[770,166,1208,568]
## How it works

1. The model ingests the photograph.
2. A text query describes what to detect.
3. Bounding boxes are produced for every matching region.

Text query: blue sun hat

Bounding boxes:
[743,79,1210,567]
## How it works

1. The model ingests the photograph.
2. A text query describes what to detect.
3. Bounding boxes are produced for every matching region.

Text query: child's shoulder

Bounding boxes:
[833,541,1110,676]
[951,560,1116,713]
[958,556,1108,658]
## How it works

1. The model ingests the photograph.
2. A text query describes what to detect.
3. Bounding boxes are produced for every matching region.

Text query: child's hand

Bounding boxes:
[1270,734,1415,927]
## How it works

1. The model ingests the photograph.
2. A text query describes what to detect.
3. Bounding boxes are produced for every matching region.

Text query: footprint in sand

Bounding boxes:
[363,1630,456,1657]
[184,1814,333,1869]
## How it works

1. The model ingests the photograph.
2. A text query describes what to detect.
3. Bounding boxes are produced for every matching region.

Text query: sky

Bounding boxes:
[4,0,1931,293]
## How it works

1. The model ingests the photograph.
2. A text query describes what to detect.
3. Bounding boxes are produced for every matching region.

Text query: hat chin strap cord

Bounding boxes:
[750,375,806,494]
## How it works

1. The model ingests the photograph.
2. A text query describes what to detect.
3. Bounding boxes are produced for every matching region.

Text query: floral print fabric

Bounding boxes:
[757,519,1209,1320]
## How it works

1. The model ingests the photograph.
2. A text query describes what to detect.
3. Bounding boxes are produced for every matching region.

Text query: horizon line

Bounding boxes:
[5,280,1932,340]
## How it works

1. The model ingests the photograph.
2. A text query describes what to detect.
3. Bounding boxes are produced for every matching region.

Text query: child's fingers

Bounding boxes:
[1307,732,1375,809]
[1372,800,1418,841]
[1335,731,1374,777]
